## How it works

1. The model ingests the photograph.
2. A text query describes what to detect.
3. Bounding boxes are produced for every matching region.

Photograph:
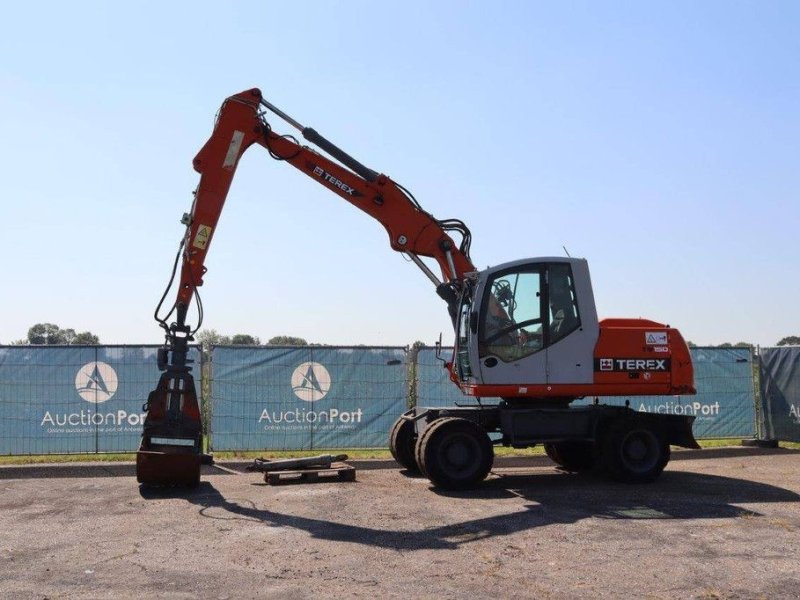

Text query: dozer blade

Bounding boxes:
[641,411,701,449]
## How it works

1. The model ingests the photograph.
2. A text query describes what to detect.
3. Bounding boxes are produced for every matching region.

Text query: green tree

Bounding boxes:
[27,323,66,344]
[72,331,100,344]
[268,335,308,346]
[196,329,231,350]
[25,323,99,345]
[230,334,261,345]
[777,336,800,346]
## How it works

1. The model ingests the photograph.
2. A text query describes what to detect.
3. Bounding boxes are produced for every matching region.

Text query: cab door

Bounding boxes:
[476,264,548,386]
[543,262,597,385]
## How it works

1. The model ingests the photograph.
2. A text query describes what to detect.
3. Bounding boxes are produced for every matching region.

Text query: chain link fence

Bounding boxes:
[1,343,797,455]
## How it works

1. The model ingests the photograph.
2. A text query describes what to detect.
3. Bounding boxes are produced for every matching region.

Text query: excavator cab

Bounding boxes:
[456,257,600,392]
[454,255,694,402]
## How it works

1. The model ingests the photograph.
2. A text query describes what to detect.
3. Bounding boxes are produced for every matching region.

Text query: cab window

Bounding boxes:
[548,263,580,344]
[456,297,473,379]
[479,269,544,362]
[478,263,581,362]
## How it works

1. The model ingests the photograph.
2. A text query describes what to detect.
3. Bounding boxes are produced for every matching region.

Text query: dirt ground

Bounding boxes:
[1,448,799,599]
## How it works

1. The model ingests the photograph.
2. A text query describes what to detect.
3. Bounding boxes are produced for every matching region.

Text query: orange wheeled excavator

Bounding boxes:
[136,88,698,489]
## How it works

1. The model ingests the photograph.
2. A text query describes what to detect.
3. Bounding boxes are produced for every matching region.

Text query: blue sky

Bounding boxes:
[1,1,797,346]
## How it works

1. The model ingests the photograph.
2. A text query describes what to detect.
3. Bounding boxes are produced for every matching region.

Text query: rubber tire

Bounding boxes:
[600,420,670,483]
[389,416,420,473]
[544,441,596,472]
[544,443,562,465]
[415,417,494,490]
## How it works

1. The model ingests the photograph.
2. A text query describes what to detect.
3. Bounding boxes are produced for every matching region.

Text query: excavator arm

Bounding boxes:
[137,88,475,486]
[175,88,474,327]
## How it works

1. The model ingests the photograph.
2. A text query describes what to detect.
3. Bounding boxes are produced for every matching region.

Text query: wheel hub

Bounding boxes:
[621,431,658,472]
[445,440,472,468]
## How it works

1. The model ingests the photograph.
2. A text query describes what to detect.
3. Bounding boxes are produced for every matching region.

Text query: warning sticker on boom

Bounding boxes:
[645,331,668,345]
[193,225,213,250]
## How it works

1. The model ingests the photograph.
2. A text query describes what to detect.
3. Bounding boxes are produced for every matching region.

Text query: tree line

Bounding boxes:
[195,329,307,349]
[8,323,100,345]
[5,323,800,348]
[687,337,800,348]
[4,324,308,347]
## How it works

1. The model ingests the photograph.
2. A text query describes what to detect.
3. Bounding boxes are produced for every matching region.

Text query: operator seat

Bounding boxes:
[550,308,577,344]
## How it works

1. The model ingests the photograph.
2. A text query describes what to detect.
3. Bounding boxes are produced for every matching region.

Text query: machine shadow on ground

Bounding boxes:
[137,469,800,552]
[433,469,798,519]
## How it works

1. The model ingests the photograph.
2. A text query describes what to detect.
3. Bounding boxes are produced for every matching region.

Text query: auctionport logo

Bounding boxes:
[258,361,363,429]
[75,361,118,403]
[41,361,145,432]
[291,362,331,402]
[638,400,720,418]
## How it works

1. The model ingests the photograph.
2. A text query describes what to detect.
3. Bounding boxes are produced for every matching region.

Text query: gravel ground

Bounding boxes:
[1,449,799,599]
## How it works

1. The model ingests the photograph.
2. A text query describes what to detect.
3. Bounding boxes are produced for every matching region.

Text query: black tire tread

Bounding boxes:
[545,441,596,472]
[389,416,419,473]
[599,419,670,483]
[415,417,494,490]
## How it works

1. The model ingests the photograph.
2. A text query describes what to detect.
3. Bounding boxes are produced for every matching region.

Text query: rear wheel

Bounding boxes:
[600,420,670,483]
[544,441,596,472]
[415,417,494,490]
[389,415,419,473]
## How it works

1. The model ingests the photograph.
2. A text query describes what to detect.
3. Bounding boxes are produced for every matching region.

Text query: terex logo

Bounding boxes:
[308,162,363,197]
[595,358,671,372]
[75,361,118,403]
[291,362,331,402]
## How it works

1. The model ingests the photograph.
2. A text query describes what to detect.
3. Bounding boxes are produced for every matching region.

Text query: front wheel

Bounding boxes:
[415,417,494,490]
[389,415,419,473]
[600,420,670,483]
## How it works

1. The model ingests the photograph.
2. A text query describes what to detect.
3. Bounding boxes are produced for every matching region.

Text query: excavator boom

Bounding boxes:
[178,88,473,314]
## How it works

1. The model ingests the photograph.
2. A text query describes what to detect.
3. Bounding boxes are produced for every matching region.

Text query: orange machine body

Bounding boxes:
[457,319,695,400]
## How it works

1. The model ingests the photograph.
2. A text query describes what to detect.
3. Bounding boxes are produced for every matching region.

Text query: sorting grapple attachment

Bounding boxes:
[136,368,204,487]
